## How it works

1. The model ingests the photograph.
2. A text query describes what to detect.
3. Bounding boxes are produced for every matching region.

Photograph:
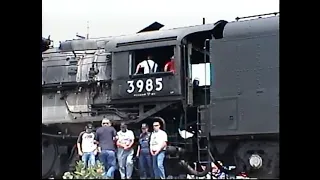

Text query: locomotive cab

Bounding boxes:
[108,36,182,103]
[108,21,227,104]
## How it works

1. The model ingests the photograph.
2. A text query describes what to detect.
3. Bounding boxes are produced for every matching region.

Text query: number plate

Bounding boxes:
[126,78,163,97]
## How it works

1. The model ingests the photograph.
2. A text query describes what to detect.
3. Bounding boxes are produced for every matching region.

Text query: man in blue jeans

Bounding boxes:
[77,124,97,168]
[150,121,168,179]
[116,122,135,179]
[95,118,118,179]
[136,123,154,179]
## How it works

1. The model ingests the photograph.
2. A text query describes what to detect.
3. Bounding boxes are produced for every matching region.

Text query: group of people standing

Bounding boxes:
[76,118,168,179]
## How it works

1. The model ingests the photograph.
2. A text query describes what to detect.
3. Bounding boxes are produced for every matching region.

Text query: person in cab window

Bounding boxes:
[136,123,154,179]
[95,118,117,179]
[116,123,135,179]
[164,55,175,73]
[135,55,158,74]
[150,121,168,179]
[77,123,98,168]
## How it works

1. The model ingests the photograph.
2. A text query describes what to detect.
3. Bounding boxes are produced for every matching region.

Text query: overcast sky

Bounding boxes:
[43,0,279,46]
[42,0,279,85]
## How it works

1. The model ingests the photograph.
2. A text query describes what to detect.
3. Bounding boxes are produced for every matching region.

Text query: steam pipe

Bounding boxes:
[42,132,78,139]
[64,100,93,114]
[165,145,211,177]
[178,152,228,177]
[64,100,130,119]
[177,144,228,177]
[179,160,211,177]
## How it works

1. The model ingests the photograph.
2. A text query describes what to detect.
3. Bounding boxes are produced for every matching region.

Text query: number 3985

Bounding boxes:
[126,78,163,94]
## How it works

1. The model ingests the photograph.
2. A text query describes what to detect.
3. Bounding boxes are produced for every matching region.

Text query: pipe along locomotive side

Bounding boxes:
[42,13,279,179]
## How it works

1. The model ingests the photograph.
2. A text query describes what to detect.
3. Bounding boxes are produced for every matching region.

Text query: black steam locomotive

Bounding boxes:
[42,13,279,179]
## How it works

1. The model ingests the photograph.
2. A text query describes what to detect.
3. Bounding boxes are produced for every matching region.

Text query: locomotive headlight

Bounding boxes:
[249,154,263,169]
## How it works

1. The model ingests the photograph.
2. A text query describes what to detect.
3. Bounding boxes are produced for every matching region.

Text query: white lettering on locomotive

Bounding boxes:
[126,78,163,94]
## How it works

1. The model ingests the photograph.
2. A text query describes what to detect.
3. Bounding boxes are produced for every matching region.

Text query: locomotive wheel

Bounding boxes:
[235,141,279,179]
[42,137,58,178]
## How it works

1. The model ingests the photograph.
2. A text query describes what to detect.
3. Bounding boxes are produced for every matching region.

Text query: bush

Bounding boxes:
[63,160,104,179]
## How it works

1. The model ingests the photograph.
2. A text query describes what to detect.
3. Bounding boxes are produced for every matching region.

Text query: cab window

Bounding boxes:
[129,46,175,77]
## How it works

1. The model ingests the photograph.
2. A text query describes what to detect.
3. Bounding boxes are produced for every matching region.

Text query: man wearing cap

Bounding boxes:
[164,55,175,73]
[95,118,117,179]
[150,121,168,179]
[116,122,135,179]
[136,123,153,179]
[77,123,97,168]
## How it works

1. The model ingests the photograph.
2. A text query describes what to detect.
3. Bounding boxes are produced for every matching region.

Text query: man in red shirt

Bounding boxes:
[164,56,175,73]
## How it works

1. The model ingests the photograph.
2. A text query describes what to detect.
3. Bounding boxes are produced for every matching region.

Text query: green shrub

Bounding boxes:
[63,160,104,179]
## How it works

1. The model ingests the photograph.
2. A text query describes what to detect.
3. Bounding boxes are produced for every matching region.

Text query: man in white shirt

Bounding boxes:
[135,55,158,74]
[77,123,97,168]
[150,121,168,179]
[116,122,135,179]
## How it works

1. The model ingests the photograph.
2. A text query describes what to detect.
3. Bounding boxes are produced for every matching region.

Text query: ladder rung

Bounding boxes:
[177,142,192,145]
[197,135,208,138]
[167,156,179,159]
[199,161,211,164]
[199,148,207,151]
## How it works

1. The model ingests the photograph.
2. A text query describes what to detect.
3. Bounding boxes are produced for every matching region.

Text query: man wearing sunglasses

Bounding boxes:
[95,118,117,179]
[150,121,168,179]
[116,122,135,179]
